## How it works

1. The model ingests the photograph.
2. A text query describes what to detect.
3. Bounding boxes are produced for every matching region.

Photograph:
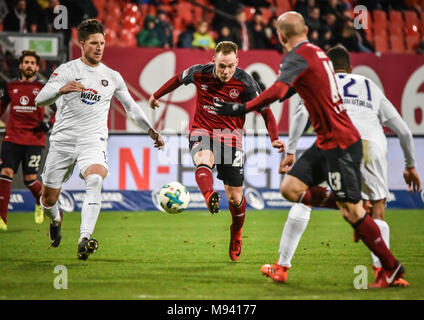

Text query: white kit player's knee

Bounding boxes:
[80,174,103,240]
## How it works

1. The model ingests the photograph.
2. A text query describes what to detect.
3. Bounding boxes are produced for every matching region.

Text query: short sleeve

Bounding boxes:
[276,51,309,86]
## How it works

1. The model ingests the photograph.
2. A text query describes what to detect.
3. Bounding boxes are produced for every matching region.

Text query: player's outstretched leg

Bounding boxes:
[41,196,63,247]
[261,203,311,282]
[25,179,44,224]
[77,238,99,260]
[78,174,103,260]
[228,196,246,261]
[195,165,220,214]
[0,175,13,231]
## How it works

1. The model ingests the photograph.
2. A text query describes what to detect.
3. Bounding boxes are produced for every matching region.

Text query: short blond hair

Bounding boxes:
[215,41,238,55]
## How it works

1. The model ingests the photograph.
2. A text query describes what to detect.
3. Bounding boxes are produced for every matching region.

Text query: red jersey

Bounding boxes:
[277,41,360,150]
[0,78,50,146]
[180,64,278,149]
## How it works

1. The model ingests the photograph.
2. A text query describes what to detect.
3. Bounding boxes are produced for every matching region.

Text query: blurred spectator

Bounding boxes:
[0,0,9,23]
[247,9,271,49]
[192,20,216,50]
[137,15,163,47]
[212,0,242,31]
[305,6,321,31]
[177,23,195,48]
[294,0,315,18]
[216,25,235,43]
[156,10,173,49]
[241,0,271,7]
[317,24,333,51]
[3,0,32,32]
[308,28,320,46]
[265,15,283,52]
[232,7,251,50]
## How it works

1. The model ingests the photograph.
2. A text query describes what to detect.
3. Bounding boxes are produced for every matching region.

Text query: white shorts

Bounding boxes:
[41,139,108,189]
[360,140,390,201]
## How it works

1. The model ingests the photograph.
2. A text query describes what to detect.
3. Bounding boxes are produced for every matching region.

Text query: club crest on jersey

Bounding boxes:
[20,96,29,105]
[81,88,101,105]
[229,88,240,99]
[101,79,108,87]
[32,88,40,95]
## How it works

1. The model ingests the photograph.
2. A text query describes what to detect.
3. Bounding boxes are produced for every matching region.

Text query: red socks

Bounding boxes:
[195,165,214,200]
[229,196,246,232]
[354,213,397,270]
[25,180,42,205]
[299,186,338,209]
[0,175,12,223]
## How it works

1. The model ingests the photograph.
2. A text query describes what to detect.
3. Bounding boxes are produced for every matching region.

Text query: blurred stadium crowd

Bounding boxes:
[0,0,423,53]
[0,0,423,85]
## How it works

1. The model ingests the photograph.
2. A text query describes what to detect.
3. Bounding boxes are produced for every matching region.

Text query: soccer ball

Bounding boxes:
[158,182,190,214]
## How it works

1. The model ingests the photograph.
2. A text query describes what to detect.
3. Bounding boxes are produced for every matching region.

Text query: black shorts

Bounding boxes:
[288,139,363,203]
[189,135,244,187]
[0,141,43,174]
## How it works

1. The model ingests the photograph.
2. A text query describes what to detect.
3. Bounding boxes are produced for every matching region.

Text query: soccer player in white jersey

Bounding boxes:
[35,19,164,260]
[263,45,421,286]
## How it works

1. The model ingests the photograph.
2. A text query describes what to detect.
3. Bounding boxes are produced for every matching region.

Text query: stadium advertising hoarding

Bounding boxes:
[8,135,424,212]
[71,47,424,135]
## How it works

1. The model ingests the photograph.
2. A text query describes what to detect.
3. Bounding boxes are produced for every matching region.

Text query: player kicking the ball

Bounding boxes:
[149,41,285,261]
[216,12,407,288]
[35,19,164,260]
[274,45,420,286]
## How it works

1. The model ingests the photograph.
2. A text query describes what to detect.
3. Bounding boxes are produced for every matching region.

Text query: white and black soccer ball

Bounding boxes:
[158,182,190,214]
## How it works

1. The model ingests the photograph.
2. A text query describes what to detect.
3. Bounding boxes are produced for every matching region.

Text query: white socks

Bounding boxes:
[80,174,103,241]
[40,196,61,226]
[371,219,390,268]
[278,203,311,267]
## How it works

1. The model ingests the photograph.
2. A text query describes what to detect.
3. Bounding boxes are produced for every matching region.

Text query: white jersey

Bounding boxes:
[335,73,399,154]
[37,58,151,142]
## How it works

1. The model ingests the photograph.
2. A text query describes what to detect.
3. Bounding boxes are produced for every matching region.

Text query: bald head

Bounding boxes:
[276,11,308,39]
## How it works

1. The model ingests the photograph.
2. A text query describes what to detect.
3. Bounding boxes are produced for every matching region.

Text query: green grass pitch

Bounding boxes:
[0,209,423,300]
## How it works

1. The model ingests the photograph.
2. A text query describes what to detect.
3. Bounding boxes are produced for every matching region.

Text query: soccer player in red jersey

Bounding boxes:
[0,50,55,230]
[149,41,285,261]
[216,12,406,287]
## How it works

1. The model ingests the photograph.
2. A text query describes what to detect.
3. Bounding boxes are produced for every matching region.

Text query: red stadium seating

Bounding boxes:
[275,0,292,13]
[406,34,421,52]
[374,35,389,53]
[389,34,405,53]
[104,28,118,46]
[372,10,388,30]
[388,10,404,28]
[404,10,420,30]
[119,29,137,47]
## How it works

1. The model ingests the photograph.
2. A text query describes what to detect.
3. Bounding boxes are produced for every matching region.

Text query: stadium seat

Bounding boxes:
[388,10,404,28]
[104,28,118,46]
[123,3,141,21]
[261,8,274,22]
[372,10,388,30]
[244,7,255,21]
[176,2,193,25]
[275,0,292,13]
[374,35,389,53]
[389,34,405,53]
[373,27,388,39]
[404,10,420,30]
[119,29,137,47]
[122,15,140,35]
[388,24,403,37]
[406,34,420,53]
[107,4,122,20]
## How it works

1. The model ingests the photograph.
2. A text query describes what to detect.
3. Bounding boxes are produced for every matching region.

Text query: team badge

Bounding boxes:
[101,79,108,87]
[20,96,29,105]
[33,88,40,95]
[229,88,240,99]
